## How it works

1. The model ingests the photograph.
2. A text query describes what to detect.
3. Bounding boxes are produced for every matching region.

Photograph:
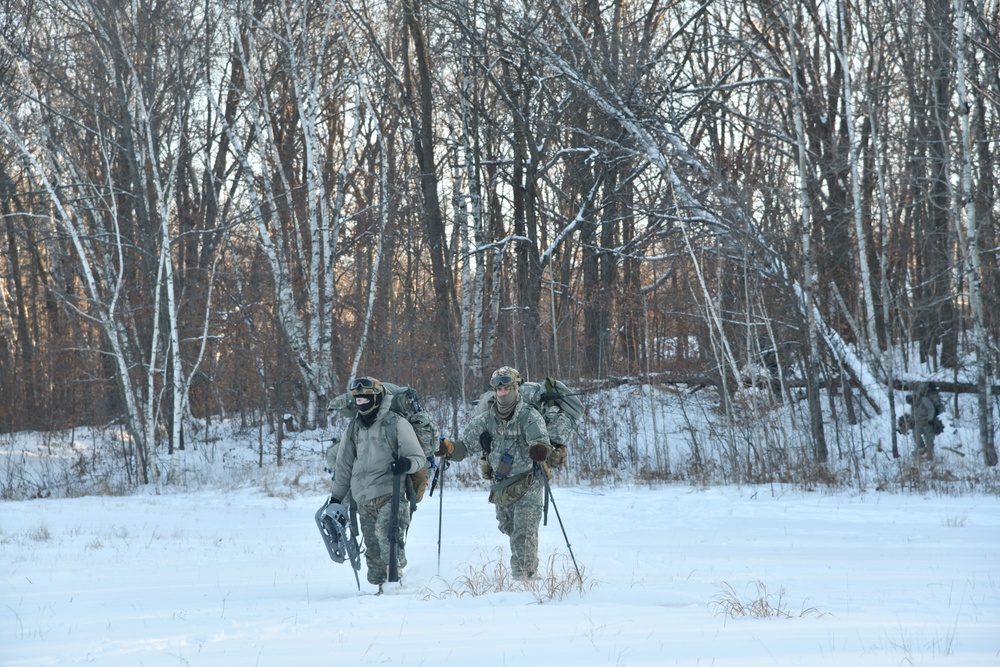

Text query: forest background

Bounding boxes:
[1,0,999,492]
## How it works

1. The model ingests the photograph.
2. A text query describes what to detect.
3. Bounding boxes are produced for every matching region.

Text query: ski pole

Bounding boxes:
[543,483,549,526]
[429,455,443,496]
[534,462,583,588]
[435,455,447,573]
[348,504,362,590]
[388,471,402,583]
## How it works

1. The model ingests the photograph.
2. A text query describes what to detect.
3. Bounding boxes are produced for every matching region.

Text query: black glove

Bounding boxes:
[389,456,412,475]
[329,496,342,506]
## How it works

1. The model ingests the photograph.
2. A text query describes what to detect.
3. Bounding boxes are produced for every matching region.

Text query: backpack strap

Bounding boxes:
[343,419,359,453]
[543,377,558,407]
[380,411,422,510]
[380,410,400,450]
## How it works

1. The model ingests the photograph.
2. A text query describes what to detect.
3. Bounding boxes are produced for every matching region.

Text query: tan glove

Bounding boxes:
[408,468,429,504]
[436,438,455,458]
[479,455,494,480]
[547,443,567,467]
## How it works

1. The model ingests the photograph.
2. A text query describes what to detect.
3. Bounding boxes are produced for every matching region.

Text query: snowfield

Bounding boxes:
[3,483,998,666]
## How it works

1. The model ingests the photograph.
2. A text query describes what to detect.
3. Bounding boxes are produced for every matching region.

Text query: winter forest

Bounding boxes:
[1,0,999,494]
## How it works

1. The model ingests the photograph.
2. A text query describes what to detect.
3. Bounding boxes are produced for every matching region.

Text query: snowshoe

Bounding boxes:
[315,500,362,588]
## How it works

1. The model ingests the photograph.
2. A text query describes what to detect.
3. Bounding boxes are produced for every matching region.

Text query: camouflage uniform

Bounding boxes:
[452,369,550,579]
[538,404,573,467]
[474,379,577,469]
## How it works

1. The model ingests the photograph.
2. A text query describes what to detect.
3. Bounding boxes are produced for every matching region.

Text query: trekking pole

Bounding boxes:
[534,462,583,588]
[543,483,550,526]
[434,455,447,573]
[388,471,402,583]
[540,461,552,527]
[429,453,444,495]
[348,504,362,591]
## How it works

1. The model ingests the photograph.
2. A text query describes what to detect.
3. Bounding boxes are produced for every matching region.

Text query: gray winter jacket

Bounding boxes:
[331,398,426,506]
[913,394,937,429]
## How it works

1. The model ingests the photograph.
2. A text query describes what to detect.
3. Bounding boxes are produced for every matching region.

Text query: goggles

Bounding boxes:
[349,377,381,395]
[490,375,516,388]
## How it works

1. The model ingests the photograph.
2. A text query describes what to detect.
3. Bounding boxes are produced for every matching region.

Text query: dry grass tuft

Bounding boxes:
[423,547,595,602]
[28,524,52,543]
[710,580,825,619]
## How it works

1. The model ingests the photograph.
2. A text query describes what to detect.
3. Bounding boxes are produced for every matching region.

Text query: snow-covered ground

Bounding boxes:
[2,375,999,666]
[3,482,997,666]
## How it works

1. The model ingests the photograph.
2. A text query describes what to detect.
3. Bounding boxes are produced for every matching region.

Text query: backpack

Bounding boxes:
[329,383,439,458]
[928,391,944,418]
[475,376,583,468]
[922,386,945,434]
[328,383,438,508]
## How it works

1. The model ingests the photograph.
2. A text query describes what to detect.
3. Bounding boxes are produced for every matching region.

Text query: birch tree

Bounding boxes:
[216,0,355,428]
[533,0,895,415]
[784,1,830,461]
[832,0,882,379]
[1,0,226,482]
[954,0,997,466]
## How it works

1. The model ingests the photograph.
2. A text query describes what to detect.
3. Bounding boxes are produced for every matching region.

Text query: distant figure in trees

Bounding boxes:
[905,382,944,460]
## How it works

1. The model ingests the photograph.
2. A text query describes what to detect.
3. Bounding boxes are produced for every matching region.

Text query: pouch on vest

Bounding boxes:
[488,471,535,506]
[494,452,513,481]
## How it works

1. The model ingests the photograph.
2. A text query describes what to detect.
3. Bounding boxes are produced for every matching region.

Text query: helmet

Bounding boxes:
[490,366,522,388]
[349,377,384,416]
[349,376,384,396]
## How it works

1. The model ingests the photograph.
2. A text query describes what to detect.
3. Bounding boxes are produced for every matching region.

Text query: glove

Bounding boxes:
[528,443,549,462]
[329,496,342,506]
[547,443,567,467]
[435,438,455,457]
[409,468,429,503]
[389,455,412,475]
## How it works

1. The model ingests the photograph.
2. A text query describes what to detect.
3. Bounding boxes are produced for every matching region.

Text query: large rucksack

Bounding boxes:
[475,376,583,468]
[926,386,945,434]
[928,390,944,418]
[327,383,439,508]
[329,383,438,457]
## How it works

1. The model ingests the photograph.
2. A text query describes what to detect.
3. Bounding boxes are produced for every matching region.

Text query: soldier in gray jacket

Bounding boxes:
[906,382,942,460]
[330,377,426,591]
[437,367,550,580]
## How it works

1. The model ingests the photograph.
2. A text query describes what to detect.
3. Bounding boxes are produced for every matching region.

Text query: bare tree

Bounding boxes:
[1,0,229,482]
[214,0,361,428]
[954,0,997,466]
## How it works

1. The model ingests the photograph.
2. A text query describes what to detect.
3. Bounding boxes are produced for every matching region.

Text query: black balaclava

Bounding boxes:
[357,393,383,427]
[350,377,385,428]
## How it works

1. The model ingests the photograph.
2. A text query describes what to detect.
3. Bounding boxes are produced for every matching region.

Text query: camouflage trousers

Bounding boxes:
[495,475,544,579]
[358,492,411,585]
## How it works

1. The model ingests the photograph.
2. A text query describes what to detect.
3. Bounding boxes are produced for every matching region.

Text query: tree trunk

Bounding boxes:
[787,2,829,462]
[954,0,997,466]
[403,0,459,393]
